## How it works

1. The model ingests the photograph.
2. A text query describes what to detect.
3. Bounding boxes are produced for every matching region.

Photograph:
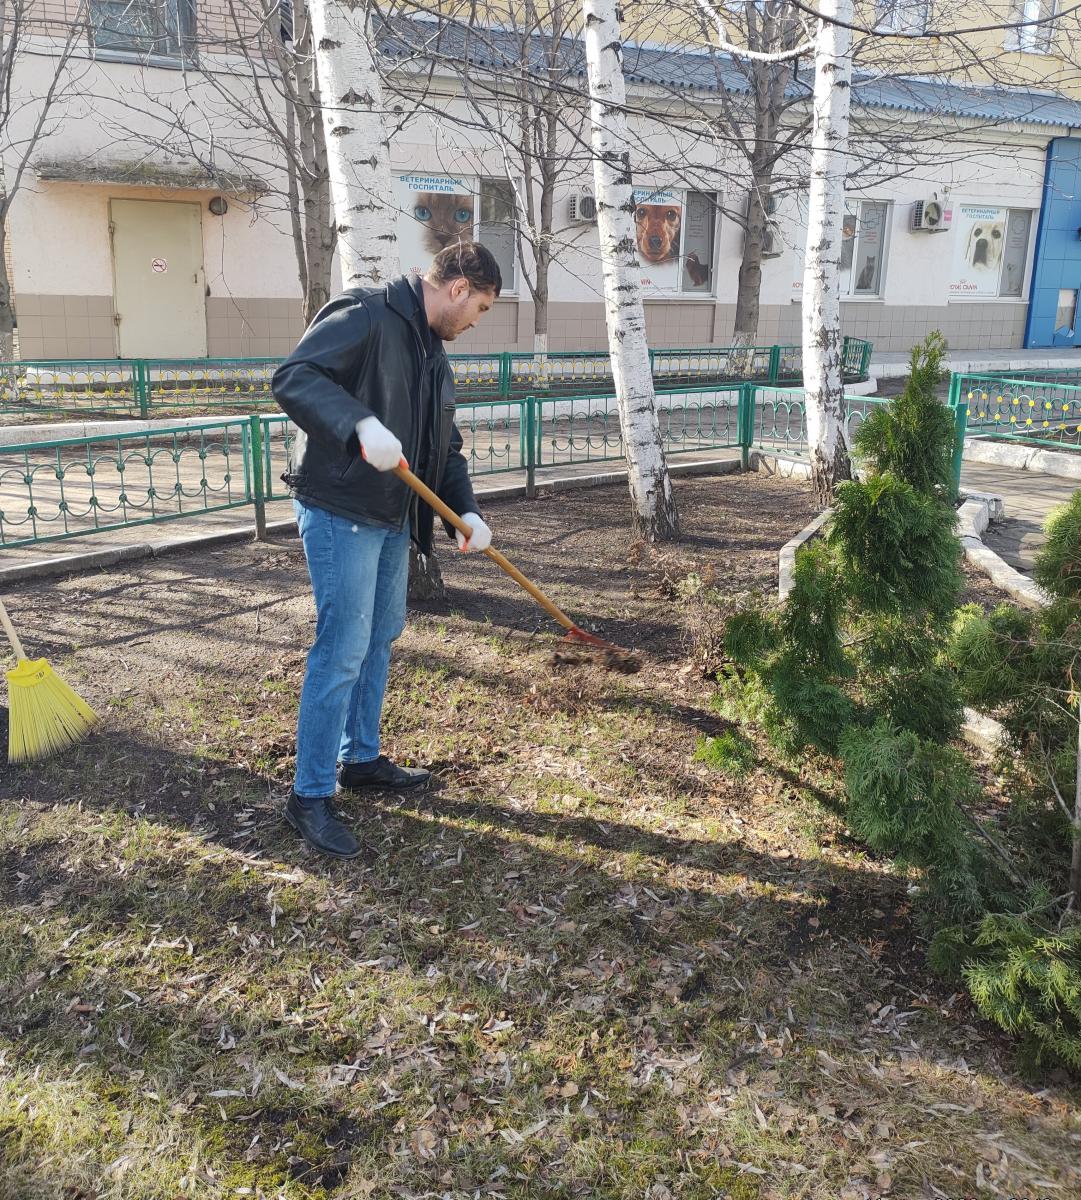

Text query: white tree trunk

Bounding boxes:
[309,0,398,287]
[801,0,853,505]
[582,0,679,542]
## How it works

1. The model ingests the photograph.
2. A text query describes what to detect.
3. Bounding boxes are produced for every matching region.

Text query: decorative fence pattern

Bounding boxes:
[0,418,253,547]
[950,372,1081,448]
[0,338,874,419]
[1,384,892,550]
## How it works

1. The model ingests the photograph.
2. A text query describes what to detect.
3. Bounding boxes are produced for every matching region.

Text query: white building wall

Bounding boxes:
[1,43,1059,357]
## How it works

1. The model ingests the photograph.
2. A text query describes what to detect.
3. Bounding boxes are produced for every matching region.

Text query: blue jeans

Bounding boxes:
[293,499,410,798]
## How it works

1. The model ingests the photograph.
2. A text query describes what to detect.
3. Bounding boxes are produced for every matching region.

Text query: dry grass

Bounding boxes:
[0,474,1078,1199]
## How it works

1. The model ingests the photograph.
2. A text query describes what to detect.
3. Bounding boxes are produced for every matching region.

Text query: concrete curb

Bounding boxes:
[962,436,1081,481]
[956,490,1048,610]
[778,510,831,600]
[871,355,1081,381]
[750,450,814,481]
[960,536,1048,609]
[0,413,248,447]
[0,457,743,585]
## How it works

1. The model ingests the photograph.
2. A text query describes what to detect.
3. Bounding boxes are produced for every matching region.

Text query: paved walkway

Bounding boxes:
[872,347,1081,379]
[961,460,1078,574]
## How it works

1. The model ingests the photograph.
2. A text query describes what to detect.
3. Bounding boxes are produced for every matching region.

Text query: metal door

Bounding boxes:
[110,199,207,358]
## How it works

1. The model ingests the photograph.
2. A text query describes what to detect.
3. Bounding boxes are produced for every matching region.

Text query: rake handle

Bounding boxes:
[0,597,27,661]
[392,459,578,635]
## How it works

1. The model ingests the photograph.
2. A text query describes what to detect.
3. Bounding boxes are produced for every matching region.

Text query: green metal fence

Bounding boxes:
[0,338,874,419]
[1,373,902,551]
[950,371,1081,448]
[0,418,253,547]
[0,359,143,416]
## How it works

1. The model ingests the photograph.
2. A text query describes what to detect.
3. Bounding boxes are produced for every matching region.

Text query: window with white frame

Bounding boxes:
[1006,0,1056,52]
[89,0,195,61]
[840,200,890,298]
[479,179,518,295]
[874,0,931,33]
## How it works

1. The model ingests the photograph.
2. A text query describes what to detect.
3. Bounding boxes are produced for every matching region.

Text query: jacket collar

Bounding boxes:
[388,274,437,353]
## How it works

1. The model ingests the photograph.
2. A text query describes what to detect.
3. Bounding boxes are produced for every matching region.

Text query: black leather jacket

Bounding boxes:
[273,276,479,554]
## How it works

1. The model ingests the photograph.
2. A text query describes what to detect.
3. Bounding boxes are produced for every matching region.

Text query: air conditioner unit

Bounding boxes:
[568,193,597,224]
[743,192,782,258]
[911,198,952,232]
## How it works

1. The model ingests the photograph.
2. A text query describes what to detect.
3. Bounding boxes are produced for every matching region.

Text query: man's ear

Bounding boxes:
[449,277,471,302]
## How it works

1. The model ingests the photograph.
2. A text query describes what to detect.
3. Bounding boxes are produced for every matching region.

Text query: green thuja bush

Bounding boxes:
[720,334,1081,1069]
[945,491,1081,1069]
[694,729,756,777]
[722,335,984,908]
[931,915,1081,1071]
[852,331,957,500]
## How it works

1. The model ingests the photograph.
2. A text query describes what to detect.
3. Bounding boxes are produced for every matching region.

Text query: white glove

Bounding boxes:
[456,513,492,553]
[356,416,402,472]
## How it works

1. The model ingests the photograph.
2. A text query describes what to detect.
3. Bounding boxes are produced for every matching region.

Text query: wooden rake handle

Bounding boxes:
[0,596,27,661]
[392,458,578,635]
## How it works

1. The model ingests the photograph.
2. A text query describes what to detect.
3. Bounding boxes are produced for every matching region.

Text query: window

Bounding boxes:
[840,200,890,298]
[279,0,293,43]
[948,206,1033,299]
[479,179,517,295]
[395,173,518,292]
[90,0,195,62]
[632,188,718,296]
[874,0,930,33]
[1006,0,1056,52]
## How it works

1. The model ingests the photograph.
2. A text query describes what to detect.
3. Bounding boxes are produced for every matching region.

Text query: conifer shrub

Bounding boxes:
[930,915,1081,1071]
[852,331,957,500]
[722,334,976,905]
[946,492,1081,1069]
[694,729,756,777]
[718,334,1081,1070]
[724,331,1079,1070]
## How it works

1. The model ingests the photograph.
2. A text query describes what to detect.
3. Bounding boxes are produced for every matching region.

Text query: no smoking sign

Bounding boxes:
[151,258,168,274]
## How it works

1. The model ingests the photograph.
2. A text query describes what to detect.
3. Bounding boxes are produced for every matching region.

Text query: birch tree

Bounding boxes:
[801,0,854,504]
[309,0,398,287]
[582,0,679,542]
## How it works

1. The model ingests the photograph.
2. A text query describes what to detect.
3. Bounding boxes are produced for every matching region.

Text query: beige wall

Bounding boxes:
[17,292,1032,358]
[16,295,116,360]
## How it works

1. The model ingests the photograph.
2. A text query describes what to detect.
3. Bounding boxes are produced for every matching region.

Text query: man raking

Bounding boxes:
[273,242,501,859]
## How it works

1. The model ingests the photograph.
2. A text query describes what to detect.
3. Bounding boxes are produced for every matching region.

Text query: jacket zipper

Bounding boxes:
[399,318,427,528]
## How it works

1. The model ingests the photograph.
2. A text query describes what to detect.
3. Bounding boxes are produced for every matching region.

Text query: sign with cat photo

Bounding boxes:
[396,173,517,291]
[397,174,478,278]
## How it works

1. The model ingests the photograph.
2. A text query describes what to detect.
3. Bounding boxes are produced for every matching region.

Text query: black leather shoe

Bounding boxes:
[284,791,362,859]
[338,755,431,792]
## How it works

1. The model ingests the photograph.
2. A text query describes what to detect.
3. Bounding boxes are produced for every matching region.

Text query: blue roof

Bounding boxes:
[379,17,1081,131]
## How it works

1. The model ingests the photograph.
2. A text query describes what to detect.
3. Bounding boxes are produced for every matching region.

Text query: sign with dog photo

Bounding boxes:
[631,189,717,296]
[948,205,1031,299]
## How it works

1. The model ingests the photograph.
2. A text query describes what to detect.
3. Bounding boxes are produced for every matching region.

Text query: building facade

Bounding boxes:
[5,5,1081,359]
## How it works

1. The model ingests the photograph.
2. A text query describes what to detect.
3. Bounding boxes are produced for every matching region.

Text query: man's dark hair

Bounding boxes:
[426,241,502,297]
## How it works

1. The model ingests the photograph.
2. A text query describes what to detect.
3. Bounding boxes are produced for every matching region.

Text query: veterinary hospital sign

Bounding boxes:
[948,204,1028,299]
